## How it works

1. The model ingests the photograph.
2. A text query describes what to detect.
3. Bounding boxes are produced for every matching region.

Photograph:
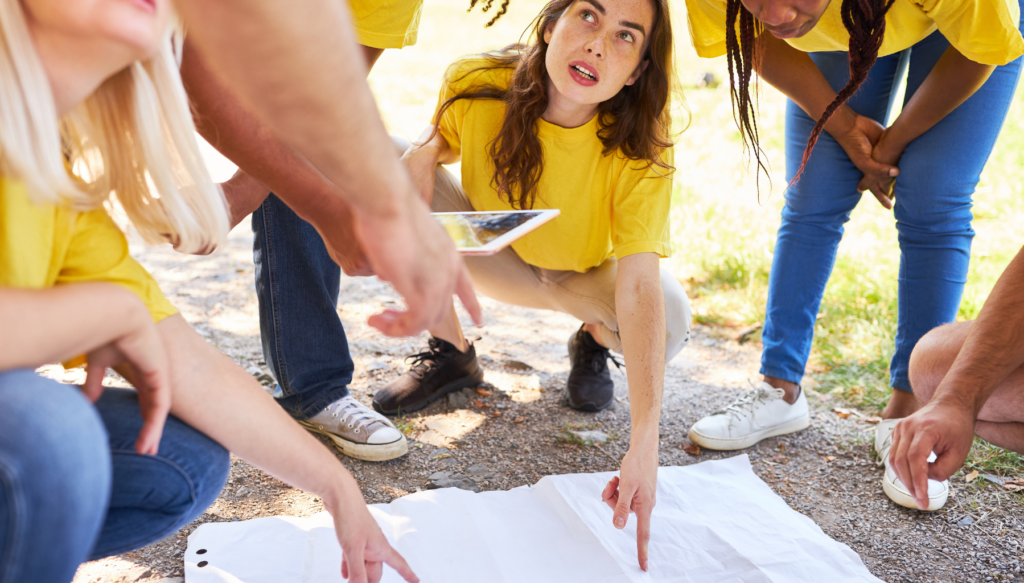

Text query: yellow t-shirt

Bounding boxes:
[349,0,424,49]
[686,0,1024,64]
[0,178,177,330]
[436,58,674,273]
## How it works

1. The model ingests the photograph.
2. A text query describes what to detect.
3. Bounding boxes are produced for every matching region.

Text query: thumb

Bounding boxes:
[613,495,631,529]
[82,360,107,403]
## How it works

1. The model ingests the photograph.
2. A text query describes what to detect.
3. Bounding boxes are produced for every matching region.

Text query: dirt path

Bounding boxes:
[68,221,1024,583]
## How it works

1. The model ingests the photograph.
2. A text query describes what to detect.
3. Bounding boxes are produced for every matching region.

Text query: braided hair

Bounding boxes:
[468,0,511,27]
[725,0,895,186]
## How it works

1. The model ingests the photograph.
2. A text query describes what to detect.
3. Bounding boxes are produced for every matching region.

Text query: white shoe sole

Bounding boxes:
[299,420,409,462]
[688,415,810,451]
[881,476,948,511]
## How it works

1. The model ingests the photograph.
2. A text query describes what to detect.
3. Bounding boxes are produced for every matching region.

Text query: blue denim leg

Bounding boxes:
[761,51,904,385]
[89,388,230,558]
[888,28,1024,391]
[252,193,354,419]
[0,370,111,583]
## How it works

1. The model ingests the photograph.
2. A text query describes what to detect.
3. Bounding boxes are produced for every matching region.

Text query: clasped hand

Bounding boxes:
[832,113,904,210]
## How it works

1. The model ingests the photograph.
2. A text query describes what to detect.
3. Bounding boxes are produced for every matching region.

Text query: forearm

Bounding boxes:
[615,254,666,447]
[158,316,360,505]
[885,46,994,151]
[932,246,1024,414]
[754,34,857,137]
[0,285,149,370]
[180,41,357,229]
[411,126,459,165]
[175,0,415,223]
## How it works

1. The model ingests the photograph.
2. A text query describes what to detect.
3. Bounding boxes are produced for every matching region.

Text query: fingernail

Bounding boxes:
[889,168,898,177]
[642,561,649,571]
[615,517,625,528]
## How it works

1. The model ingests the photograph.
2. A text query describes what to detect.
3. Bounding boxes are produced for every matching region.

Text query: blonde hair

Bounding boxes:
[0,2,228,254]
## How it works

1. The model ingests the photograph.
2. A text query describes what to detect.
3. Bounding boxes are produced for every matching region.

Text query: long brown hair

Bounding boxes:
[726,0,894,185]
[468,0,511,27]
[434,0,677,210]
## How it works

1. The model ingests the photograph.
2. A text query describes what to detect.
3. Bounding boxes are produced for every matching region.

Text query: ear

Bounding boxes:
[625,59,650,86]
[543,22,555,44]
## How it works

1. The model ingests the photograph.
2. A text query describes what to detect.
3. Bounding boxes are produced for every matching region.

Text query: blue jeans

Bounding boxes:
[762,25,1024,392]
[0,370,229,583]
[252,194,353,418]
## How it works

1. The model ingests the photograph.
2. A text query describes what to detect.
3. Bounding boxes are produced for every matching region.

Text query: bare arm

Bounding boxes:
[890,244,1024,509]
[157,315,417,583]
[174,0,482,336]
[400,127,460,204]
[601,252,665,572]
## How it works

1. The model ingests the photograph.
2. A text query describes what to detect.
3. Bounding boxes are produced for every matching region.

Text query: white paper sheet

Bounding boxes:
[184,455,881,583]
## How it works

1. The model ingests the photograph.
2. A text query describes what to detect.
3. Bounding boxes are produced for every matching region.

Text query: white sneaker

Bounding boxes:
[299,396,408,462]
[688,382,810,450]
[875,418,948,511]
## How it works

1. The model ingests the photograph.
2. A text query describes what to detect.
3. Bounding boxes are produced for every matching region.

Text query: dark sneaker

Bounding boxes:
[566,325,620,412]
[372,337,484,416]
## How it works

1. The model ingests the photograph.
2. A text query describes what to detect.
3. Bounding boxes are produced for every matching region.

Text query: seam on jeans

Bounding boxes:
[97,450,200,558]
[0,451,27,583]
[260,202,291,394]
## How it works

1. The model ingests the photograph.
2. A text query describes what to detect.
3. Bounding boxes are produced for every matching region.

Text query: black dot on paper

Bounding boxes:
[198,561,209,568]
[197,549,208,555]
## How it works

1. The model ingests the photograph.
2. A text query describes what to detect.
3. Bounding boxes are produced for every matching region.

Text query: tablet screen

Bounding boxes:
[433,210,560,255]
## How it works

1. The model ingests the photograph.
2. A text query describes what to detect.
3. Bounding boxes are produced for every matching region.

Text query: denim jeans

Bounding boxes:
[252,194,354,418]
[0,370,229,583]
[761,21,1024,392]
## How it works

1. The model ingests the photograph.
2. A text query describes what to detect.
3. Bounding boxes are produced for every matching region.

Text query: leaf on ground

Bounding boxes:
[683,444,701,456]
[833,407,852,419]
[771,455,789,464]
[475,388,493,396]
[1002,478,1024,491]
[825,455,836,462]
[513,417,525,423]
[965,470,979,483]
[474,399,490,409]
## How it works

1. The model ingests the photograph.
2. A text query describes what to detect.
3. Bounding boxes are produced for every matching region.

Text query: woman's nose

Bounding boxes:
[754,0,798,26]
[585,35,605,58]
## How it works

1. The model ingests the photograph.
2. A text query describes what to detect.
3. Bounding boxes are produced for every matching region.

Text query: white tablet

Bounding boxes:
[433,209,560,256]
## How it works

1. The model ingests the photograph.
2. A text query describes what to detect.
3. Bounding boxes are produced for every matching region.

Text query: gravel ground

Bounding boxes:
[65,220,1024,583]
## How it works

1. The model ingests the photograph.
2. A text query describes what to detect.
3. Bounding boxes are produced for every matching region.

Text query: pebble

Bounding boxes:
[426,472,481,493]
[570,430,611,445]
[958,516,976,526]
[447,388,476,409]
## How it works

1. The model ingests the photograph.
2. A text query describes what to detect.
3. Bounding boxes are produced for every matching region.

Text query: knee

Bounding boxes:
[908,324,963,403]
[661,269,692,362]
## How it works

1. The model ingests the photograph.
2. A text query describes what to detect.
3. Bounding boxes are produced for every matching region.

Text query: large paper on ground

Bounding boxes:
[185,455,881,582]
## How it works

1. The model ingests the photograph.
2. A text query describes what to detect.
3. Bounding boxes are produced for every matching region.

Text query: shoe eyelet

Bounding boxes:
[347,423,353,428]
[318,425,324,430]
[354,429,360,434]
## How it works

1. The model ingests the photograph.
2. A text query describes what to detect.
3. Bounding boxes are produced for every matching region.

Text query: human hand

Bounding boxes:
[326,207,374,277]
[83,307,171,456]
[601,446,658,571]
[856,128,907,209]
[400,144,439,204]
[889,401,975,510]
[353,198,482,337]
[327,486,419,583]
[829,113,900,209]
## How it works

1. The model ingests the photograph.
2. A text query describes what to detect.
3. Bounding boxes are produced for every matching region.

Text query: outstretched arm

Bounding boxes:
[600,252,664,572]
[155,315,418,583]
[174,0,482,336]
[890,244,1024,509]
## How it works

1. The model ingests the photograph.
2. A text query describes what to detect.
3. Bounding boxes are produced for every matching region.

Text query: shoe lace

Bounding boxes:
[405,338,450,380]
[577,333,623,373]
[326,397,383,432]
[715,385,784,423]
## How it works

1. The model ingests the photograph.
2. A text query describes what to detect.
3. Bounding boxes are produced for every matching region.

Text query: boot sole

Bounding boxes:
[688,415,810,451]
[298,420,409,462]
[881,475,948,511]
[566,392,615,412]
[372,370,485,417]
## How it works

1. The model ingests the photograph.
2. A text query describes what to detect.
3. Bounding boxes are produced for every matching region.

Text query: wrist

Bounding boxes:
[822,105,856,138]
[318,467,364,511]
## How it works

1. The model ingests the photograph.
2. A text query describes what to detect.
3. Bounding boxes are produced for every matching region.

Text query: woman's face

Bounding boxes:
[739,0,831,39]
[22,0,171,65]
[543,0,655,108]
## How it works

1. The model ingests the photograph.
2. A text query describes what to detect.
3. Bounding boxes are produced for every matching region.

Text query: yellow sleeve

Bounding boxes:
[610,150,674,260]
[347,0,424,49]
[684,0,734,58]
[57,208,177,324]
[915,0,1024,65]
[435,62,466,158]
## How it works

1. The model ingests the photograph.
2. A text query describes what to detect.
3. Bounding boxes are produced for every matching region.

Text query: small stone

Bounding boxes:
[426,472,481,493]
[503,360,533,371]
[465,463,491,478]
[431,448,452,459]
[133,570,152,582]
[982,474,1008,485]
[957,516,976,526]
[365,361,388,372]
[447,388,476,409]
[235,486,251,497]
[570,430,611,445]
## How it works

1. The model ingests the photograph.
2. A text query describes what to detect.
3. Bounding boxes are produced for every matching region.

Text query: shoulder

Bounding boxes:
[443,54,516,94]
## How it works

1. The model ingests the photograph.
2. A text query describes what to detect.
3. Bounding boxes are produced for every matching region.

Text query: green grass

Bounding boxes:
[368,0,1024,473]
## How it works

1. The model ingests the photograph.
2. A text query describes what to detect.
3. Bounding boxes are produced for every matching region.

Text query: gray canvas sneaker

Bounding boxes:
[298,396,408,462]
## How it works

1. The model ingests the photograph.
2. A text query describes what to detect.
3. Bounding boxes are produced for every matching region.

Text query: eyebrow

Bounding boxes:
[578,0,648,37]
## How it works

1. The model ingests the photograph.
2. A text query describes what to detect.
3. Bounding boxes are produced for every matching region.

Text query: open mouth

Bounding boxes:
[569,62,599,85]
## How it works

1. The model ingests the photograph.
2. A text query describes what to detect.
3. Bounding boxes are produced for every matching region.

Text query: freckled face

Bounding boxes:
[543,0,655,107]
[22,0,171,62]
[740,0,831,39]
